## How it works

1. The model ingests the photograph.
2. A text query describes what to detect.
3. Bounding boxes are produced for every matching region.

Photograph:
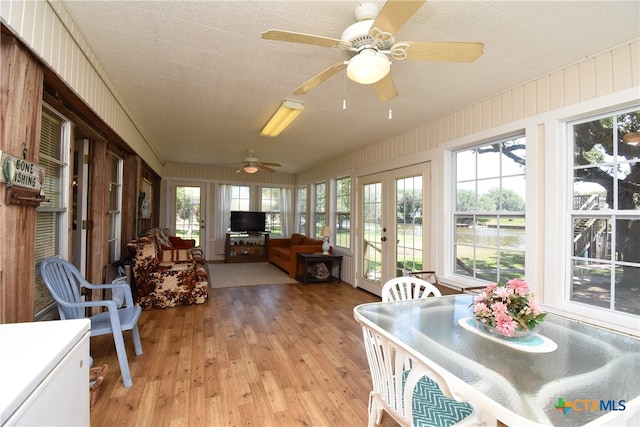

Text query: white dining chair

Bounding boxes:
[359,321,482,427]
[381,276,442,302]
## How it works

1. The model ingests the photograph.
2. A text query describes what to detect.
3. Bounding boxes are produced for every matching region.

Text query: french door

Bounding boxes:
[171,183,206,255]
[356,163,430,296]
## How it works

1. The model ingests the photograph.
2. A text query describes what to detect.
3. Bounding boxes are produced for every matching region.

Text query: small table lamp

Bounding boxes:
[321,226,331,255]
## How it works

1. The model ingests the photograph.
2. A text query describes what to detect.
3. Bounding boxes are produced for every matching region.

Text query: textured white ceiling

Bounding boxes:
[60,0,640,174]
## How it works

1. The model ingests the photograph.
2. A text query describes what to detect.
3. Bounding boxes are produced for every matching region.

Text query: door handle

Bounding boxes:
[381,236,387,242]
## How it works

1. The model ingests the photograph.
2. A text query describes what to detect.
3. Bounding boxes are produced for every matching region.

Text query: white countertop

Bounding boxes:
[0,319,90,423]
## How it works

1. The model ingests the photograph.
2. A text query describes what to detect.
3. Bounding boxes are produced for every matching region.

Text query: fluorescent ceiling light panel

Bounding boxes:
[260,100,304,137]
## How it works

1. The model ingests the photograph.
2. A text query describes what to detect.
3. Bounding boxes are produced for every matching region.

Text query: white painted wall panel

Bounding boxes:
[549,70,565,111]
[537,75,550,114]
[596,52,614,97]
[481,99,491,130]
[490,95,501,128]
[500,91,512,125]
[579,58,597,101]
[631,40,640,87]
[564,64,580,105]
[523,81,537,118]
[612,45,633,92]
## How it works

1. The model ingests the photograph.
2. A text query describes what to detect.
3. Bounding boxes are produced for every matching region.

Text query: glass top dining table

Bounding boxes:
[353,294,640,426]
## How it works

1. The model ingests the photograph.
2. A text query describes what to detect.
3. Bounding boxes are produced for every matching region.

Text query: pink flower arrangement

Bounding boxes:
[472,279,547,337]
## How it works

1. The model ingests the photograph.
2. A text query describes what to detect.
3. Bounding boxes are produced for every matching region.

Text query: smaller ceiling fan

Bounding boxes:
[234,150,282,174]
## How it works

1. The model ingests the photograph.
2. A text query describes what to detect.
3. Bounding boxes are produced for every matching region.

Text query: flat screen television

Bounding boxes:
[230,211,266,233]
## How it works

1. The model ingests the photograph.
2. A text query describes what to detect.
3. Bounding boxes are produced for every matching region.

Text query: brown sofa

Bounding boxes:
[269,233,329,278]
[127,228,208,310]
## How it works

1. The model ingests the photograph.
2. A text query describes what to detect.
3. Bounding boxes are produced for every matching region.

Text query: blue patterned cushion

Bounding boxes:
[402,371,474,427]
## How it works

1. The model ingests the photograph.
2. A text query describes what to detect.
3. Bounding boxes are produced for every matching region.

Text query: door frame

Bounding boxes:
[355,163,431,296]
[71,139,89,276]
[169,181,207,257]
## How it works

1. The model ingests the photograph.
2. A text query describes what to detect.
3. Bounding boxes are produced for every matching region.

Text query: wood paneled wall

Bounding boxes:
[1,0,164,173]
[0,30,44,323]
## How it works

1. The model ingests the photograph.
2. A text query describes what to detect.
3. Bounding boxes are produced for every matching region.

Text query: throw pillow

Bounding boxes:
[169,236,194,249]
[159,249,193,263]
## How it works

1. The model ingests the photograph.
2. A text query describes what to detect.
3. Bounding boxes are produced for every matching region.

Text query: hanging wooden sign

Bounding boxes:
[1,150,45,191]
[1,151,46,206]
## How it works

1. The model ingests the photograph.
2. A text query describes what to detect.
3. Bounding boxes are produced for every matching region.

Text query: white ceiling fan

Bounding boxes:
[234,149,282,174]
[262,0,484,102]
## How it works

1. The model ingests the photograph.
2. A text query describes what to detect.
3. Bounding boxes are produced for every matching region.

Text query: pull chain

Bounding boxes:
[343,70,347,110]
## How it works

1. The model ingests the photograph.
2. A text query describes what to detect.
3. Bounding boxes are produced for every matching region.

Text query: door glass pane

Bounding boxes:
[396,175,423,276]
[362,182,382,282]
[176,186,201,246]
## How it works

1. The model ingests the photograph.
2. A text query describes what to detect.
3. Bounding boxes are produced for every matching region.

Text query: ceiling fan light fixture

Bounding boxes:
[347,49,390,85]
[243,162,259,174]
[260,100,304,137]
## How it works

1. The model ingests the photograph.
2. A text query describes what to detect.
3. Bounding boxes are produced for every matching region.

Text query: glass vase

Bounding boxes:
[476,320,541,339]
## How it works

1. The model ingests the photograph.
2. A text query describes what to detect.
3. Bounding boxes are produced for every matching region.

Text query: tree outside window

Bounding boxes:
[570,108,640,316]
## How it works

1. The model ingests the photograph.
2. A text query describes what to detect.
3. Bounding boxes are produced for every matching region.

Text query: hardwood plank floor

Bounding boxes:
[89,281,399,426]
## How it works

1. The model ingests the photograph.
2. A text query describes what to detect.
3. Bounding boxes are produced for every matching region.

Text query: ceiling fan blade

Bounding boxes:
[392,41,484,62]
[262,30,342,48]
[258,164,276,173]
[292,62,347,95]
[371,0,426,36]
[372,74,398,102]
[260,162,282,167]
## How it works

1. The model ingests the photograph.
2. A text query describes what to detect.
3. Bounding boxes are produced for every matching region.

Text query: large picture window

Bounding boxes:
[453,135,526,284]
[570,108,639,316]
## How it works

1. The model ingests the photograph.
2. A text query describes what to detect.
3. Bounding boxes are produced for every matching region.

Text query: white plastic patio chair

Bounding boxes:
[381,276,442,302]
[358,321,482,427]
[40,256,143,388]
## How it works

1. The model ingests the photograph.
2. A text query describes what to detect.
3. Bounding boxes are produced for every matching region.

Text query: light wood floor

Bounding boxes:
[89,281,399,426]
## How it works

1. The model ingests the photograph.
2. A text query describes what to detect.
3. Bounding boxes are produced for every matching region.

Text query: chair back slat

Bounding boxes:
[359,322,478,427]
[40,257,87,320]
[381,277,442,302]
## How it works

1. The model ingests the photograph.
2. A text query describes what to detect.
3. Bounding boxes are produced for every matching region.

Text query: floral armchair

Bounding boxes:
[128,228,208,310]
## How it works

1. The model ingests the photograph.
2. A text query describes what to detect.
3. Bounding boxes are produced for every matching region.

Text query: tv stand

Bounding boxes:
[224,232,269,263]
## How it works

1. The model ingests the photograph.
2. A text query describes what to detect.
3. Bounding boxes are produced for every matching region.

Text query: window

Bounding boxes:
[296,186,307,235]
[569,108,639,316]
[35,106,70,319]
[230,185,250,211]
[335,177,351,249]
[262,187,281,235]
[396,175,422,274]
[107,154,123,263]
[453,135,526,284]
[314,182,326,238]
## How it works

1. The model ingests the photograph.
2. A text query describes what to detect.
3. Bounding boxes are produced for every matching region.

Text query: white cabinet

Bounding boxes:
[0,319,91,426]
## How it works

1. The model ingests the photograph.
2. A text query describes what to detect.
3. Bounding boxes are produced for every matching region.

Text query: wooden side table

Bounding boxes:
[296,253,343,285]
